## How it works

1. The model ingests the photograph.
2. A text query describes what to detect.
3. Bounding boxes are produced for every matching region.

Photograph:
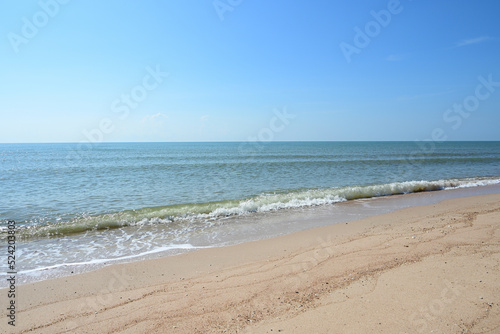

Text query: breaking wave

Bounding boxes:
[4,177,500,240]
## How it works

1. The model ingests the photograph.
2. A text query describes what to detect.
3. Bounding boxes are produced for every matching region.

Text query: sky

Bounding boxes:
[1,0,499,143]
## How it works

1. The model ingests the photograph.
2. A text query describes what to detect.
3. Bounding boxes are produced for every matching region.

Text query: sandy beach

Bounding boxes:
[3,192,500,334]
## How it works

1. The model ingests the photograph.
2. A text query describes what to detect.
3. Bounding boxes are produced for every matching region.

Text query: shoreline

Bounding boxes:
[11,182,500,286]
[2,192,500,333]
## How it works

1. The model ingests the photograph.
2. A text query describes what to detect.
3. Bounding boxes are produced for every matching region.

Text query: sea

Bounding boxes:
[1,141,500,285]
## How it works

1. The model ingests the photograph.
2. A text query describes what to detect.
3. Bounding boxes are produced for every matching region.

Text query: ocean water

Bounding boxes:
[1,141,500,283]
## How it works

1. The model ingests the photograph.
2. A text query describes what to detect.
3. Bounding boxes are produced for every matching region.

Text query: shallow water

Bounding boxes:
[1,141,499,285]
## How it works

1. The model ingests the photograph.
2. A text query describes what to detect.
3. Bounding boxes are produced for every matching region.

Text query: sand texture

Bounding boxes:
[2,193,500,333]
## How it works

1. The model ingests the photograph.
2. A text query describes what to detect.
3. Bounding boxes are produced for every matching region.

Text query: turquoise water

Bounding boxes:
[1,141,500,282]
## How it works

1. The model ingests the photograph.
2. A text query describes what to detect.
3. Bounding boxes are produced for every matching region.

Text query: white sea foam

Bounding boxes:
[5,176,500,286]
[18,244,208,275]
[177,177,500,221]
[4,177,500,239]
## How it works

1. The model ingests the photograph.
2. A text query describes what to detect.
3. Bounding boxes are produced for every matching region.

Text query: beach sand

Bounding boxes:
[3,193,500,333]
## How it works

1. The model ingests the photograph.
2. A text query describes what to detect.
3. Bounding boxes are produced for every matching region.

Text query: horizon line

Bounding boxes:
[1,140,500,144]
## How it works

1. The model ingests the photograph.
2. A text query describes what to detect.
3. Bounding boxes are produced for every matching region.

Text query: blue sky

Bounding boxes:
[1,0,499,143]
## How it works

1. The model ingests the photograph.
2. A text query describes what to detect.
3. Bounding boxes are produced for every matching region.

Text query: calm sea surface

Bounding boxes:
[1,141,499,283]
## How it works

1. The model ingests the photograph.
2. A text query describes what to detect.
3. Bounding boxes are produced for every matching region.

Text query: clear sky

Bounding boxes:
[1,0,499,143]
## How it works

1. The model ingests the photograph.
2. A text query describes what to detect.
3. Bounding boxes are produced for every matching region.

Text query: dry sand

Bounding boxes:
[2,193,500,334]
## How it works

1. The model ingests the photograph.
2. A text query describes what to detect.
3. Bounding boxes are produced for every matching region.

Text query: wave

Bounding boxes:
[4,177,500,240]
